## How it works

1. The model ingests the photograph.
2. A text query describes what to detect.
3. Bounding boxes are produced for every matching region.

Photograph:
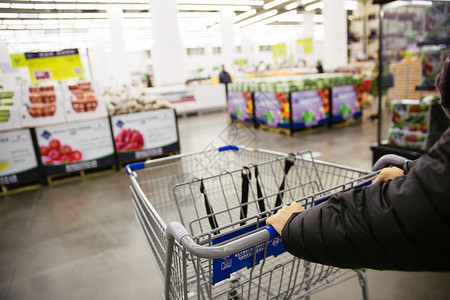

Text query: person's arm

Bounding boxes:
[272,128,450,271]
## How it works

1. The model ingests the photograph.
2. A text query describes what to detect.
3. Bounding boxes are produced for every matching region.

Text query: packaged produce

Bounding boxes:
[103,86,172,116]
[66,82,98,113]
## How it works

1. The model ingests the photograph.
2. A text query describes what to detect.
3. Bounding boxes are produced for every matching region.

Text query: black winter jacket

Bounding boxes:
[281,127,450,271]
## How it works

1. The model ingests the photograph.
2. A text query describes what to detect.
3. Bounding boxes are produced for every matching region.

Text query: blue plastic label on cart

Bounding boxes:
[211,221,286,285]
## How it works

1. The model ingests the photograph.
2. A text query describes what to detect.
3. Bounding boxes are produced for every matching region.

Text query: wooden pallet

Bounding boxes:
[291,123,329,135]
[331,116,362,128]
[230,119,255,128]
[47,164,116,185]
[258,124,291,135]
[1,180,42,196]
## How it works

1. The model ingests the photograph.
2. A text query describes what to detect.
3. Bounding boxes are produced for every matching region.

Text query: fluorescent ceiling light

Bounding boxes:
[285,2,298,10]
[0,13,18,18]
[10,3,34,9]
[34,4,57,9]
[208,23,222,31]
[301,0,317,4]
[411,1,432,5]
[177,0,264,5]
[305,2,323,11]
[178,5,251,11]
[344,0,357,10]
[235,9,278,27]
[19,14,40,19]
[233,9,257,22]
[178,12,221,18]
[0,3,10,8]
[263,0,291,10]
[245,10,298,28]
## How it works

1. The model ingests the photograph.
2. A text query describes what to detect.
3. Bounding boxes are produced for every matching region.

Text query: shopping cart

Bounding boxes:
[127,146,404,300]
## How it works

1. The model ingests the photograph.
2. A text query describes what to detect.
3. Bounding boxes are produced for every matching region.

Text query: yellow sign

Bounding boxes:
[10,49,84,83]
[296,38,313,54]
[271,43,287,66]
[10,53,27,67]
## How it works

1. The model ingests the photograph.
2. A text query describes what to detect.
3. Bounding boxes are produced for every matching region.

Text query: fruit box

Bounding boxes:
[60,82,108,121]
[0,91,22,132]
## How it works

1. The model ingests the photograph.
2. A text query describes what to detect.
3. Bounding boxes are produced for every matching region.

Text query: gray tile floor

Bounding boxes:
[1,111,449,300]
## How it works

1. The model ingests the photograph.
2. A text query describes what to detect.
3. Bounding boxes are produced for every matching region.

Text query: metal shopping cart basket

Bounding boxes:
[127,145,388,300]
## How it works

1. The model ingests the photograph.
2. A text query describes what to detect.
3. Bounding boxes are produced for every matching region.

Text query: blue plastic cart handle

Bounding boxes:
[264,225,280,239]
[126,162,145,175]
[218,145,239,152]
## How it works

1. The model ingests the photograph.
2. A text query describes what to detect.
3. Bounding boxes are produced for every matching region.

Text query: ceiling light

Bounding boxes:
[0,3,10,8]
[0,13,18,18]
[177,0,264,5]
[302,0,317,4]
[263,0,291,10]
[305,2,323,11]
[34,4,57,9]
[245,10,298,28]
[19,14,40,19]
[344,0,357,10]
[233,9,257,22]
[207,23,222,31]
[178,12,221,18]
[411,0,432,5]
[177,5,251,11]
[285,2,298,10]
[10,3,34,9]
[235,9,278,27]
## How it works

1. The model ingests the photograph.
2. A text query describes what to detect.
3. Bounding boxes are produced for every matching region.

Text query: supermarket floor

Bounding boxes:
[1,110,450,300]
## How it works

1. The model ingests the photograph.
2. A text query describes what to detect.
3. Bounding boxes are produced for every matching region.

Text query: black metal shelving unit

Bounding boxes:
[370,0,449,165]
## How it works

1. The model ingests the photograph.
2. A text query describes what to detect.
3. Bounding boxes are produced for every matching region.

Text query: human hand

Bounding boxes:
[266,202,304,235]
[372,166,404,184]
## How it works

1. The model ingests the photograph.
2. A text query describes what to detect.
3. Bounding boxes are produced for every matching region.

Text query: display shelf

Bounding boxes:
[418,37,450,47]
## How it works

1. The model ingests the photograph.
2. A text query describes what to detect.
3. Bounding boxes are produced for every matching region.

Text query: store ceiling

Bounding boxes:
[0,0,357,53]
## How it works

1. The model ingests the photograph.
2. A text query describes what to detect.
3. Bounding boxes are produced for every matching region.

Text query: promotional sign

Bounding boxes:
[291,89,329,129]
[0,129,40,185]
[111,109,179,162]
[10,49,84,83]
[254,92,290,128]
[296,38,313,55]
[331,85,362,121]
[35,118,115,176]
[228,91,253,123]
[271,43,287,66]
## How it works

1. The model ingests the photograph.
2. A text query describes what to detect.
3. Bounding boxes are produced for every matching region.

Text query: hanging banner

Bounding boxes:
[10,49,84,83]
[271,43,287,66]
[296,38,313,55]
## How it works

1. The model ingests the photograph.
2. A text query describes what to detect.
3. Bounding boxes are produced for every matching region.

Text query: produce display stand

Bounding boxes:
[34,117,116,184]
[329,84,363,127]
[229,74,363,135]
[371,0,449,164]
[228,91,254,125]
[0,128,43,195]
[110,108,180,169]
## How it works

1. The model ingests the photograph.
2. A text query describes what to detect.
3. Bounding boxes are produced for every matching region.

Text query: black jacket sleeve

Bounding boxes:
[281,128,450,271]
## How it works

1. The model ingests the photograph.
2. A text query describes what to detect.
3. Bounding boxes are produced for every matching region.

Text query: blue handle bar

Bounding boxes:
[264,225,280,239]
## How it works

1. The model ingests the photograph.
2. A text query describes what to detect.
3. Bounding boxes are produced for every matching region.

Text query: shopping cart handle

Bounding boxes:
[264,225,280,239]
[371,154,411,172]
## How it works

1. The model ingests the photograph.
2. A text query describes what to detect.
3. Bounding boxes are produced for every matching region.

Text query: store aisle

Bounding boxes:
[1,111,449,300]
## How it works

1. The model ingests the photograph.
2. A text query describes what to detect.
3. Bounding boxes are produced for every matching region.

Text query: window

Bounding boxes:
[187,47,205,56]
